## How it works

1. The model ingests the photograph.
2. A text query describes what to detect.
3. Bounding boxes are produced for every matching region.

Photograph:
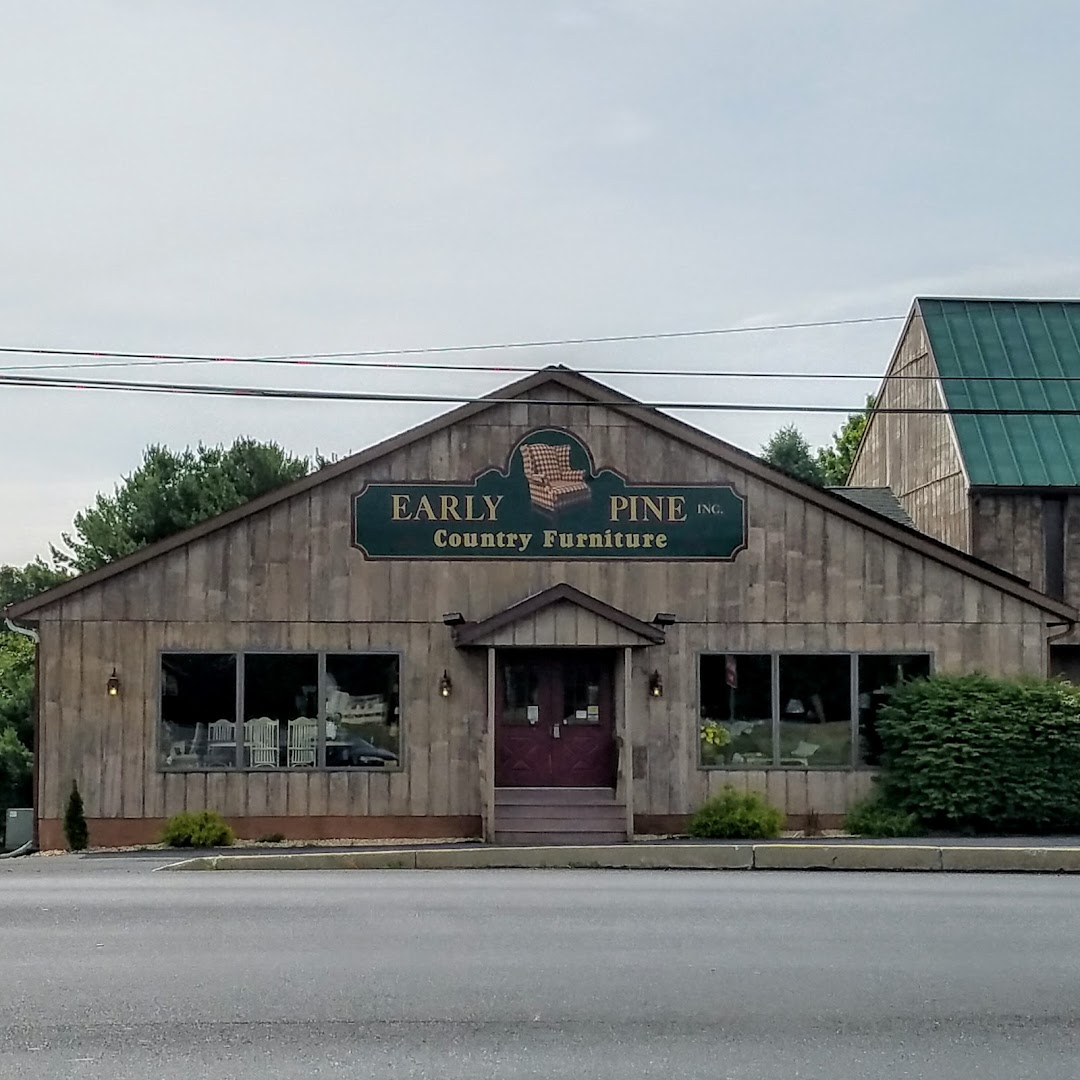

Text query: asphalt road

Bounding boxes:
[1,859,1078,1079]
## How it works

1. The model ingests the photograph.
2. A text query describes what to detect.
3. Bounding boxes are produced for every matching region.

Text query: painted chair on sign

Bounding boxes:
[519,443,590,513]
[244,716,280,768]
[287,717,317,768]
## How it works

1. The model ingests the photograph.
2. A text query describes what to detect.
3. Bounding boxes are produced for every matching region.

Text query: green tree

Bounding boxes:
[761,425,824,486]
[64,781,88,851]
[0,559,70,608]
[53,438,311,573]
[0,727,32,822]
[816,395,876,486]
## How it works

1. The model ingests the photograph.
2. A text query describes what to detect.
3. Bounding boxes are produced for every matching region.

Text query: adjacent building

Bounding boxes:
[6,366,1074,848]
[849,297,1080,676]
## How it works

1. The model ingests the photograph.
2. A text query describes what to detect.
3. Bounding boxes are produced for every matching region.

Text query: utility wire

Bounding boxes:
[2,371,1080,415]
[0,353,1078,383]
[0,313,905,371]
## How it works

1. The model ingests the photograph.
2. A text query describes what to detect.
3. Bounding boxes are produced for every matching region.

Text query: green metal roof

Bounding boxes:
[919,298,1080,487]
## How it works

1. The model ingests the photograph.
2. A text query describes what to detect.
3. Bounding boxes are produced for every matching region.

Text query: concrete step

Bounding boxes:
[496,815,625,833]
[495,787,617,806]
[496,803,625,823]
[494,831,627,846]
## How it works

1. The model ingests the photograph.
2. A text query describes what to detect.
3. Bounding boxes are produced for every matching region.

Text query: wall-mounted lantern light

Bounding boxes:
[106,668,121,697]
[652,612,678,627]
[648,670,663,698]
[441,612,466,627]
[439,670,453,698]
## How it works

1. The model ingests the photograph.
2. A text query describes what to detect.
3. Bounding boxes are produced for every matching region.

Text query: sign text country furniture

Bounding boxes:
[352,430,747,560]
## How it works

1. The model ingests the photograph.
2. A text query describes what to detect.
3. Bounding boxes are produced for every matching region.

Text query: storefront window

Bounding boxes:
[857,654,931,766]
[324,655,400,767]
[778,655,852,767]
[160,651,401,770]
[243,654,319,768]
[699,654,773,767]
[160,653,237,769]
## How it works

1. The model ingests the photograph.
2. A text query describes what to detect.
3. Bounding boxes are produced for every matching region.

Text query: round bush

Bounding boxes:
[844,795,922,838]
[688,786,784,839]
[161,810,235,848]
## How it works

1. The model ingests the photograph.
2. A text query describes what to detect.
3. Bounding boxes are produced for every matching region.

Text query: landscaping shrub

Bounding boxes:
[161,810,235,848]
[875,673,1080,833]
[688,786,784,839]
[844,795,922,838]
[63,780,89,851]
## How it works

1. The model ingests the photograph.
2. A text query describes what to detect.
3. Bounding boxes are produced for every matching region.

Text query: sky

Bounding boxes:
[3,0,1080,565]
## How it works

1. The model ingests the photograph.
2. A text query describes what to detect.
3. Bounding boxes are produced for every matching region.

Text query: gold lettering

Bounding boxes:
[440,495,462,521]
[434,529,448,547]
[518,533,533,551]
[391,494,411,521]
[414,495,437,521]
[482,494,503,521]
[642,533,655,547]
[609,495,629,521]
[544,530,557,547]
[656,533,668,549]
[668,496,686,522]
[642,496,665,522]
[481,533,497,548]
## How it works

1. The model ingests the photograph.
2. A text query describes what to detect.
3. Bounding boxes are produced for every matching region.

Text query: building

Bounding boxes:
[6,366,1074,849]
[849,297,1080,676]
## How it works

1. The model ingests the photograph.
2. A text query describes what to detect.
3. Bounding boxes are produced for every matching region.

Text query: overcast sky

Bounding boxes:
[3,1,1080,565]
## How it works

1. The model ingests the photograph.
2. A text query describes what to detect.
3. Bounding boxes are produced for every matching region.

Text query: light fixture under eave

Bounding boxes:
[648,670,663,698]
[106,668,121,697]
[652,612,677,627]
[439,670,453,698]
[442,612,466,627]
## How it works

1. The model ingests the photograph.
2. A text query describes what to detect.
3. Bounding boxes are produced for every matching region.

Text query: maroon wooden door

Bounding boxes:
[495,651,616,787]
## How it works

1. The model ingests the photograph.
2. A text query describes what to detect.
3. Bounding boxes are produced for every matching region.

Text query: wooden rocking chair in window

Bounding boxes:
[287,717,317,768]
[244,716,280,768]
[519,443,590,513]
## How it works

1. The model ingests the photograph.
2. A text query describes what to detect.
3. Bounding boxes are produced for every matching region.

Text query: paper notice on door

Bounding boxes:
[526,705,539,722]
[575,709,588,720]
[587,705,599,719]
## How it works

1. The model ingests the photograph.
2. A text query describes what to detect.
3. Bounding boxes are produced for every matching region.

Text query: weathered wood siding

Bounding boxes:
[36,381,1052,831]
[972,492,1080,645]
[849,317,970,550]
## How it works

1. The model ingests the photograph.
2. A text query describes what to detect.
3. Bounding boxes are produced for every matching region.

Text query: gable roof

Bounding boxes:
[918,297,1080,487]
[452,583,666,647]
[5,364,1076,621]
[827,487,915,528]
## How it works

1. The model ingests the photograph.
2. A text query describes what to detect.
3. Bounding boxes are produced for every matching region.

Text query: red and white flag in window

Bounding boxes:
[725,654,737,689]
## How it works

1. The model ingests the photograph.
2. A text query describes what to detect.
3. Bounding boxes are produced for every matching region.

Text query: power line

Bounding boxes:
[2,352,1080,384]
[3,370,1080,415]
[0,312,905,373]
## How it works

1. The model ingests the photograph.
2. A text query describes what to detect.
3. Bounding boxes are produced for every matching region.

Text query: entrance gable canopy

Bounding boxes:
[452,583,666,648]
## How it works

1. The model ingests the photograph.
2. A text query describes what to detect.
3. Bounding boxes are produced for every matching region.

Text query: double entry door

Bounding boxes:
[495,650,616,788]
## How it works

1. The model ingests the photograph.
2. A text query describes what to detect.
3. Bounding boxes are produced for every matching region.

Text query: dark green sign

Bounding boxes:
[352,429,746,560]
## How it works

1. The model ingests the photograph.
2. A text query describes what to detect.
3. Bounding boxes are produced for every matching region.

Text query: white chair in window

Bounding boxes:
[287,716,317,767]
[245,716,280,768]
[208,719,235,745]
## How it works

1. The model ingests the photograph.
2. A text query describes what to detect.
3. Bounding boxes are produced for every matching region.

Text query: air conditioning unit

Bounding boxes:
[4,808,33,852]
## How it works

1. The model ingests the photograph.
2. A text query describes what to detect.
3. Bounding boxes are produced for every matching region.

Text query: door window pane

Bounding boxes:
[699,654,773,767]
[325,655,400,767]
[502,662,541,726]
[857,654,931,766]
[778,655,852,767]
[561,664,602,725]
[243,654,318,768]
[160,654,237,769]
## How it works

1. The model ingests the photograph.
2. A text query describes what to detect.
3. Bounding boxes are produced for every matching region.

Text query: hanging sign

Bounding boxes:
[352,429,746,560]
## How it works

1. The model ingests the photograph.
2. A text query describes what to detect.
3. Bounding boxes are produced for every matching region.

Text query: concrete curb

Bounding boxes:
[159,843,1080,873]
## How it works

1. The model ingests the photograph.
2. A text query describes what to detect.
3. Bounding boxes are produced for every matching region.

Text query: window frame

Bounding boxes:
[157,648,405,774]
[697,650,933,771]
